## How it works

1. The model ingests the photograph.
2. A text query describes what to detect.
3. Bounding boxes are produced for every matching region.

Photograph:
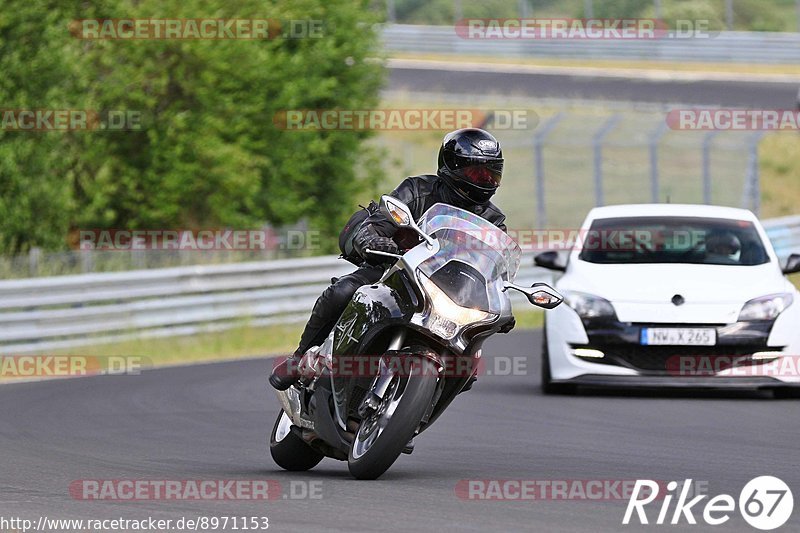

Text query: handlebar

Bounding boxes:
[364,248,403,259]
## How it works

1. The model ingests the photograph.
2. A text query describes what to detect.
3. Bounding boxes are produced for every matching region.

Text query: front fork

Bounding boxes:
[359,330,408,416]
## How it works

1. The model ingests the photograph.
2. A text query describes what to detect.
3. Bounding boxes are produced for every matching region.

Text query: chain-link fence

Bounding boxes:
[377,100,763,232]
[385,0,800,33]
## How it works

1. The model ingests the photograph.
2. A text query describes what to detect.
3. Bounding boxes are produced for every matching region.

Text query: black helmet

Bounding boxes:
[437,128,504,204]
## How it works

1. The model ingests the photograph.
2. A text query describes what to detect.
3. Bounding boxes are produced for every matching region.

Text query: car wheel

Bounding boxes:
[773,387,800,399]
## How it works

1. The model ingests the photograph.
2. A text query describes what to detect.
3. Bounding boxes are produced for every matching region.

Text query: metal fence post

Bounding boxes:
[592,115,621,207]
[744,132,764,215]
[726,0,734,30]
[702,131,721,205]
[518,0,530,18]
[80,249,94,273]
[387,0,396,23]
[584,0,593,19]
[654,0,662,19]
[648,121,669,203]
[28,247,41,277]
[533,113,565,228]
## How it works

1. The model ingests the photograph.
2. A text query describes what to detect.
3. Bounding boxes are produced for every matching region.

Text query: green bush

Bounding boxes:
[0,0,385,254]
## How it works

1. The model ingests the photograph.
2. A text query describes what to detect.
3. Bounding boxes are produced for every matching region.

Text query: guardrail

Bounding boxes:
[382,25,800,64]
[764,215,800,260]
[0,217,797,354]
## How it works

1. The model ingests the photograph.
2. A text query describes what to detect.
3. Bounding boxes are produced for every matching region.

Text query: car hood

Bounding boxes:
[558,261,794,324]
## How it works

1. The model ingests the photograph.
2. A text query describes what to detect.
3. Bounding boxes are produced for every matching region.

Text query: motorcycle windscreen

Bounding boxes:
[417,203,521,283]
[417,227,514,314]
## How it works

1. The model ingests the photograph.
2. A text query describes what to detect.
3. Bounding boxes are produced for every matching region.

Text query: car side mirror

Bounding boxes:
[534,251,566,272]
[783,254,800,275]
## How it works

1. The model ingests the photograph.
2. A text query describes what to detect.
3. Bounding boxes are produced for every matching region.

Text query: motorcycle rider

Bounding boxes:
[270,128,510,390]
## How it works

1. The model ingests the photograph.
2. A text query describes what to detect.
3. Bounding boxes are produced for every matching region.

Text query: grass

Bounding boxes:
[759,133,800,219]
[514,309,545,330]
[49,322,302,365]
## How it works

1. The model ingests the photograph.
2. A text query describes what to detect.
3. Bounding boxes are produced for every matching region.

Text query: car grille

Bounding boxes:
[581,344,767,373]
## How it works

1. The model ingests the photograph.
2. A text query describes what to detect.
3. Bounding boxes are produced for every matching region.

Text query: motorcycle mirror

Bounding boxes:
[379,195,436,248]
[783,253,800,275]
[504,282,563,310]
[380,195,413,227]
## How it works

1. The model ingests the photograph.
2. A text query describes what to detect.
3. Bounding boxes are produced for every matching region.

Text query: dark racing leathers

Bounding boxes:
[293,174,507,356]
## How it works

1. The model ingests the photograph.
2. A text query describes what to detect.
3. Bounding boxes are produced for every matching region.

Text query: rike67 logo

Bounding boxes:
[623,476,793,530]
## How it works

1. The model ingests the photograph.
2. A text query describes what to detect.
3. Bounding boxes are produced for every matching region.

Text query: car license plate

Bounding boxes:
[640,328,716,346]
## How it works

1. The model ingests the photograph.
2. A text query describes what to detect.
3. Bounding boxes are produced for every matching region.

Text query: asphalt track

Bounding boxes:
[389,66,800,108]
[1,330,798,532]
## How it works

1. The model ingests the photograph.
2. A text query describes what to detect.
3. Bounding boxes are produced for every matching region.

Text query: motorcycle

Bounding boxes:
[270,195,563,479]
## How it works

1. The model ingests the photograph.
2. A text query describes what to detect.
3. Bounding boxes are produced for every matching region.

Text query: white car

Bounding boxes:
[536,204,800,394]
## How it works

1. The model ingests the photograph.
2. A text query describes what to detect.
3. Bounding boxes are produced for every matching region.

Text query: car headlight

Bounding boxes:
[418,273,496,339]
[563,291,617,320]
[738,293,793,321]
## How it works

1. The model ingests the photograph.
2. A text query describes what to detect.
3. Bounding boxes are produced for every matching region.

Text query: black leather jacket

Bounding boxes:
[354,174,507,260]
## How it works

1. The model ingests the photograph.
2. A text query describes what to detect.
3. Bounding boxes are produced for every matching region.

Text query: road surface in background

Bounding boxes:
[389,64,799,108]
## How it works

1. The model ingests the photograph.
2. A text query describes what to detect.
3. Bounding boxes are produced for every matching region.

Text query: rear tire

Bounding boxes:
[347,356,438,480]
[269,411,324,471]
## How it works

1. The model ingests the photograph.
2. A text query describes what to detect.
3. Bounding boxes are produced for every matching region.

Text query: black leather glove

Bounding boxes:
[354,225,399,264]
[499,316,516,334]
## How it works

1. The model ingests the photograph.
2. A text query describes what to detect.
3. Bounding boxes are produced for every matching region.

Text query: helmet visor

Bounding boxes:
[460,162,503,188]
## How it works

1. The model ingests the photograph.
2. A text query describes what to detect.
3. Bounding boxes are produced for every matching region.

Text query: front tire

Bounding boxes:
[269,411,324,471]
[347,356,438,480]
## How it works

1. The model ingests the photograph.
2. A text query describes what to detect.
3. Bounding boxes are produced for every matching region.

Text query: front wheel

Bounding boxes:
[269,411,324,471]
[348,356,438,480]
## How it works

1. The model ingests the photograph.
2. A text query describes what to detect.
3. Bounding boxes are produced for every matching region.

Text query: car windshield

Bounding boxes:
[579,216,769,266]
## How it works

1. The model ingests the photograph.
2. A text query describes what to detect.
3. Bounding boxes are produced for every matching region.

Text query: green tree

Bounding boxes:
[0,0,385,254]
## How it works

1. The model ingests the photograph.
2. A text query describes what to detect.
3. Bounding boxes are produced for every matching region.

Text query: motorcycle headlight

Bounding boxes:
[563,291,617,320]
[738,293,793,321]
[418,273,496,339]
